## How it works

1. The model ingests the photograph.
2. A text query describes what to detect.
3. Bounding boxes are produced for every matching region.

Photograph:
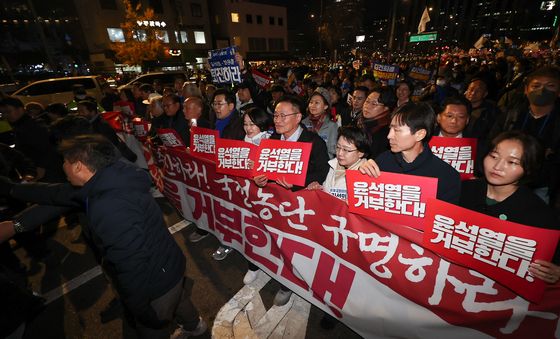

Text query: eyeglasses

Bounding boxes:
[364,99,384,106]
[335,145,358,153]
[212,101,228,107]
[273,111,299,119]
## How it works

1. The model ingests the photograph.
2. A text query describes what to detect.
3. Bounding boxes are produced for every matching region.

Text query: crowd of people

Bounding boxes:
[0,48,559,337]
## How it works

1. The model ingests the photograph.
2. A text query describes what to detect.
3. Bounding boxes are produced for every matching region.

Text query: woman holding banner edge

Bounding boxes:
[459,130,560,283]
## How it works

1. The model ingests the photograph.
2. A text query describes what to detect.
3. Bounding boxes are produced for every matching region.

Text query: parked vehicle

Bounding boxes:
[117,71,188,91]
[11,76,106,107]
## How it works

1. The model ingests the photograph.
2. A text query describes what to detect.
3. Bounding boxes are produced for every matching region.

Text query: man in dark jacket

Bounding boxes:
[0,135,206,338]
[253,95,329,306]
[360,103,461,204]
[161,94,190,145]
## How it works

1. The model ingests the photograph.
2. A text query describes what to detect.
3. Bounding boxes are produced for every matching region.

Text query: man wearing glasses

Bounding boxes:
[211,88,245,140]
[188,89,245,256]
[253,95,329,306]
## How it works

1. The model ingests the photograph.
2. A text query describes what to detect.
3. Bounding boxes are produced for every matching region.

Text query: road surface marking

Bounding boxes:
[43,220,190,304]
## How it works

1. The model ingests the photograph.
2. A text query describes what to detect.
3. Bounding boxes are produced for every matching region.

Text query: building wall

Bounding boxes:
[209,0,287,59]
[73,0,212,71]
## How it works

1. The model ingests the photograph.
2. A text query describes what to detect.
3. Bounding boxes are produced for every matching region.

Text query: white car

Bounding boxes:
[117,71,188,91]
[12,76,106,107]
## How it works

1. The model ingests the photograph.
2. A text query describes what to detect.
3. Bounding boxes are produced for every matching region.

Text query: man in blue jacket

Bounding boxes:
[0,135,206,339]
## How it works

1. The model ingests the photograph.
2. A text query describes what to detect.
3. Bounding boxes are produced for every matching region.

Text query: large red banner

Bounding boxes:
[346,170,438,231]
[252,139,312,187]
[423,199,560,303]
[156,148,560,338]
[429,136,478,180]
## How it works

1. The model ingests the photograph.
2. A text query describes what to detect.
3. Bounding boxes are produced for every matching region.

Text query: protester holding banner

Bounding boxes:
[459,131,560,283]
[240,107,272,284]
[253,95,329,306]
[359,102,461,204]
[307,126,369,202]
[395,81,413,108]
[302,87,338,159]
[357,87,396,159]
[191,89,245,259]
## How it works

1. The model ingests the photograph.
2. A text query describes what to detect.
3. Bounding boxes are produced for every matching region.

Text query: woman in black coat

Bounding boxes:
[459,130,560,283]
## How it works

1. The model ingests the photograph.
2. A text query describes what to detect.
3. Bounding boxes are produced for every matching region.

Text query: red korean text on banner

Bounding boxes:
[423,198,560,303]
[252,139,311,187]
[429,136,477,180]
[251,69,272,89]
[157,128,186,148]
[154,147,560,338]
[346,170,438,230]
[132,119,150,140]
[190,126,219,162]
[215,138,257,178]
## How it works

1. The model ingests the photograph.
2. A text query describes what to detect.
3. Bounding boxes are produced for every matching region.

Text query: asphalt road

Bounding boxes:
[12,197,362,339]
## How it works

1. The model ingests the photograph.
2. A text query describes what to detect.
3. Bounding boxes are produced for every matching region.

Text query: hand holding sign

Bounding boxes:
[358,159,381,178]
[529,260,560,284]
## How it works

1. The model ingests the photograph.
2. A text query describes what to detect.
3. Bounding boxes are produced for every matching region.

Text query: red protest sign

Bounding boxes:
[101,111,123,132]
[252,139,311,187]
[215,139,257,178]
[132,119,150,139]
[251,69,272,89]
[346,170,438,230]
[190,126,219,162]
[157,128,185,148]
[423,199,560,303]
[429,136,477,180]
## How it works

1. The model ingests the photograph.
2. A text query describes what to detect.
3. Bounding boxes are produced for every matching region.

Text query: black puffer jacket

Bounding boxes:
[11,161,185,321]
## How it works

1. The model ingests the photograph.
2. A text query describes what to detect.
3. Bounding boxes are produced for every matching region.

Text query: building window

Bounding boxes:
[194,31,206,44]
[133,30,147,41]
[256,15,262,24]
[269,16,275,25]
[107,28,125,42]
[268,38,284,51]
[278,17,283,26]
[231,12,239,23]
[149,0,163,14]
[248,37,266,51]
[156,30,169,43]
[191,3,202,17]
[246,14,253,23]
[99,0,117,10]
[175,30,188,43]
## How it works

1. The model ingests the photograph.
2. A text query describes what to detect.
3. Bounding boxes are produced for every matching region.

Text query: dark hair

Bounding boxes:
[45,103,69,118]
[372,87,397,111]
[353,86,370,97]
[163,93,181,104]
[488,131,543,184]
[0,96,24,108]
[139,83,154,93]
[337,126,370,158]
[120,88,134,102]
[243,107,271,132]
[441,95,472,116]
[391,102,436,141]
[77,100,98,113]
[276,95,305,114]
[270,84,285,94]
[467,77,488,93]
[525,66,560,84]
[58,134,119,172]
[50,115,92,143]
[212,88,236,105]
[328,85,342,99]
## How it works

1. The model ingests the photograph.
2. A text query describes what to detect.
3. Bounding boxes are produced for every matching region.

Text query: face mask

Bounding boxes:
[75,94,86,100]
[436,79,446,87]
[527,88,557,106]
